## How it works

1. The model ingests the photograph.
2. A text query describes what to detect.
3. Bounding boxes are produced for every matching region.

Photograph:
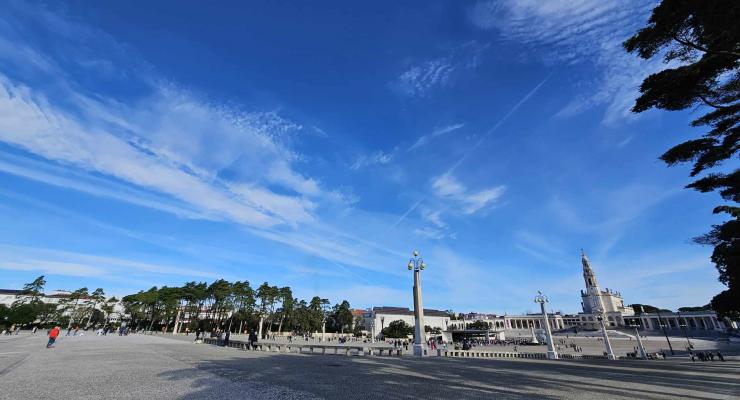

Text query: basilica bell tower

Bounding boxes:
[580,250,605,315]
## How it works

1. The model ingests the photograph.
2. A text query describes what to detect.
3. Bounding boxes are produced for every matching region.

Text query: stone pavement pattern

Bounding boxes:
[1,333,738,399]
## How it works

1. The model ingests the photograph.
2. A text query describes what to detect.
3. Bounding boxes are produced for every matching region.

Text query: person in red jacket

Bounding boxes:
[47,326,60,348]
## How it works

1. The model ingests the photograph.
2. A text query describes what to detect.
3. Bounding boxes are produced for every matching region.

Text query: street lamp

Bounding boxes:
[408,250,427,357]
[655,309,674,355]
[591,296,616,360]
[628,320,646,359]
[534,291,557,359]
[257,312,264,340]
[677,311,692,350]
[321,302,331,342]
[370,314,376,343]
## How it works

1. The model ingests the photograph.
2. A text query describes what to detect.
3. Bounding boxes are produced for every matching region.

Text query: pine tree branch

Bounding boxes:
[698,94,731,109]
[672,35,740,58]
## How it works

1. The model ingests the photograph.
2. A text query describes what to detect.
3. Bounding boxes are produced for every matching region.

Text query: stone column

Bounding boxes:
[412,268,427,357]
[538,301,556,359]
[634,327,646,359]
[257,314,264,339]
[598,314,616,360]
[172,309,181,334]
[322,319,326,342]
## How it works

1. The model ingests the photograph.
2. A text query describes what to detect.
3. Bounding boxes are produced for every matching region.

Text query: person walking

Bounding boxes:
[224,330,230,347]
[717,351,725,362]
[248,329,258,350]
[47,326,60,348]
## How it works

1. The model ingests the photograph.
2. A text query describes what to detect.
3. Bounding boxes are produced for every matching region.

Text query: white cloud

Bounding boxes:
[0,244,224,280]
[0,2,524,300]
[393,42,488,98]
[350,149,396,170]
[0,75,330,227]
[408,123,465,151]
[396,58,457,98]
[413,227,446,240]
[468,0,660,126]
[421,208,447,229]
[311,126,328,138]
[432,173,505,214]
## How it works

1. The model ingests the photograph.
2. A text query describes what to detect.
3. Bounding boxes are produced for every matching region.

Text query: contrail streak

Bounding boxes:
[446,73,552,176]
[390,73,551,230]
[390,198,424,229]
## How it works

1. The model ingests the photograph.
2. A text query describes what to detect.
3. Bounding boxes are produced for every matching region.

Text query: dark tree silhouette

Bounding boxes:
[624,0,739,319]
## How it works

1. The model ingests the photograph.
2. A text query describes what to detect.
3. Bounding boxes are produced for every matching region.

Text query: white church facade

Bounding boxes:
[573,251,725,332]
[360,251,727,338]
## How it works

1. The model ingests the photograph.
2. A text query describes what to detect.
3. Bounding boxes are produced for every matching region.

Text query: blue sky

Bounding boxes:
[0,1,727,314]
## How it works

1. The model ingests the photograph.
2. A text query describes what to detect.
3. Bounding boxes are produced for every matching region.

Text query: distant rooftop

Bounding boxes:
[372,306,449,317]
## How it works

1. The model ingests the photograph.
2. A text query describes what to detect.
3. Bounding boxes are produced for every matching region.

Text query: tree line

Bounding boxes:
[115,279,358,335]
[0,276,117,329]
[1,276,361,336]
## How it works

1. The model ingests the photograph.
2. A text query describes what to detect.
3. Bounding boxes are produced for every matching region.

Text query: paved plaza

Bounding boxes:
[1,333,738,399]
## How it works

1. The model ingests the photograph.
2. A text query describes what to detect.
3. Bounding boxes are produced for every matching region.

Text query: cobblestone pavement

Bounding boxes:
[1,333,738,399]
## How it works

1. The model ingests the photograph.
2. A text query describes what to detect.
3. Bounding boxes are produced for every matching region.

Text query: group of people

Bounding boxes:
[557,339,584,353]
[389,339,410,350]
[2,325,22,335]
[1,324,38,335]
[95,327,115,335]
[690,351,725,362]
[427,338,444,350]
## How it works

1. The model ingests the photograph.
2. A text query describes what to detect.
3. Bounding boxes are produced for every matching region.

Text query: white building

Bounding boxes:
[574,251,725,332]
[364,306,452,337]
[448,313,565,331]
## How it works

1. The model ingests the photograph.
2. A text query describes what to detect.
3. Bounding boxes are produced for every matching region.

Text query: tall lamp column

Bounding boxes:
[407,250,428,357]
[534,291,557,359]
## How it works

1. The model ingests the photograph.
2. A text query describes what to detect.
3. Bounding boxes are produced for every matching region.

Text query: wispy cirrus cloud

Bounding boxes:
[432,173,505,215]
[0,77,317,227]
[468,0,659,126]
[393,41,488,98]
[350,148,396,170]
[408,123,465,152]
[0,244,225,280]
[0,3,408,284]
[413,227,446,241]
